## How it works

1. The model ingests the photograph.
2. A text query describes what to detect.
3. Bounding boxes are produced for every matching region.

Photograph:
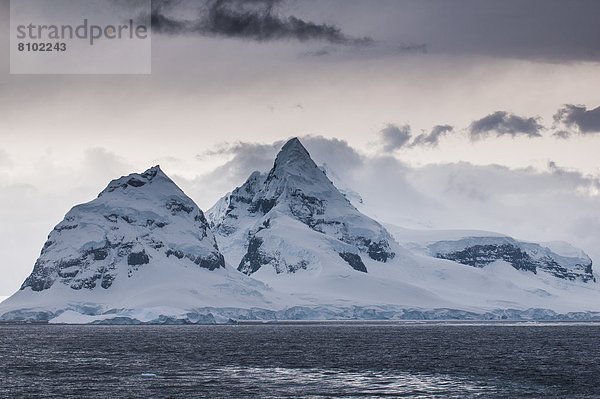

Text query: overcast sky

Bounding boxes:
[1,0,599,294]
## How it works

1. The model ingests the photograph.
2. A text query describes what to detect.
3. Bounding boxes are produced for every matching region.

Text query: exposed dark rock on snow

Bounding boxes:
[20,166,225,292]
[2,140,598,325]
[338,252,367,273]
[430,237,595,282]
[208,138,398,275]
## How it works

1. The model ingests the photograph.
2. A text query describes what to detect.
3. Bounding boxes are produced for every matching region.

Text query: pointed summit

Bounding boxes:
[279,137,307,156]
[20,166,224,293]
[208,137,401,277]
[257,137,345,213]
[264,137,331,194]
[273,137,316,171]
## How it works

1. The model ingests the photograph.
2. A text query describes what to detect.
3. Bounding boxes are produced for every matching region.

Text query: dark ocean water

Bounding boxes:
[1,323,599,398]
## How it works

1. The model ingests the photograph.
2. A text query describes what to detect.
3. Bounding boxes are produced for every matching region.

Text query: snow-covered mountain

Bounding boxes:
[22,166,225,293]
[387,225,595,283]
[207,138,402,277]
[1,138,600,324]
[0,166,279,322]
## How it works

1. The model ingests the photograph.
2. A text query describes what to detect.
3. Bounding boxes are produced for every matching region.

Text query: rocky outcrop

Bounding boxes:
[429,237,595,282]
[338,252,367,273]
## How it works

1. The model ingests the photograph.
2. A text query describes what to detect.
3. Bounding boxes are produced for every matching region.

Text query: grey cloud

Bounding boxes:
[151,0,373,45]
[411,125,453,148]
[371,0,600,62]
[148,0,600,62]
[546,161,600,191]
[197,140,282,182]
[547,161,578,177]
[301,136,363,169]
[552,130,572,140]
[408,161,600,258]
[444,171,490,202]
[379,124,412,152]
[547,161,600,196]
[547,161,561,173]
[300,47,335,57]
[306,49,331,57]
[196,135,362,185]
[243,0,600,62]
[397,43,427,54]
[553,104,600,136]
[469,111,543,139]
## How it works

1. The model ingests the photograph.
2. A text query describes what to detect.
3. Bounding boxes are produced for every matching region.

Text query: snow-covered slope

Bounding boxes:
[319,164,364,206]
[2,140,600,324]
[21,165,225,293]
[207,138,404,277]
[200,138,600,319]
[385,224,595,283]
[0,167,280,321]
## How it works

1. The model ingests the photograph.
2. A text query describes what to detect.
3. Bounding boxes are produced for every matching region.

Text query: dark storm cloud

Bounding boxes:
[553,105,600,137]
[388,0,600,62]
[150,0,373,45]
[469,111,543,139]
[379,124,412,151]
[411,125,454,148]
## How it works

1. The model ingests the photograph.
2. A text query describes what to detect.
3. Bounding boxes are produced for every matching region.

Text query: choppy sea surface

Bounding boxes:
[1,323,599,398]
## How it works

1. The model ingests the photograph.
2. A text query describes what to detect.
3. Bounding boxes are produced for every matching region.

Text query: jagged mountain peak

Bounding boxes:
[266,138,334,188]
[273,137,315,170]
[258,138,349,210]
[209,138,400,276]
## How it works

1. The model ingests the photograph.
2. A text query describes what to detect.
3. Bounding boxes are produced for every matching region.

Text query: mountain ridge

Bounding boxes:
[1,137,599,324]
